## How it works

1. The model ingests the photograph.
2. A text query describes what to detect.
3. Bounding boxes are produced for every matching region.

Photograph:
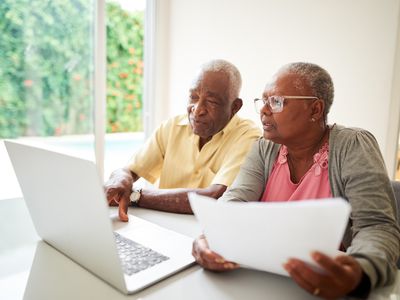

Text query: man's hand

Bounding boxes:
[283,251,363,299]
[192,235,239,272]
[104,168,137,222]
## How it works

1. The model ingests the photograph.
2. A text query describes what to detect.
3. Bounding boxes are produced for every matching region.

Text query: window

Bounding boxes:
[104,0,146,177]
[0,0,147,200]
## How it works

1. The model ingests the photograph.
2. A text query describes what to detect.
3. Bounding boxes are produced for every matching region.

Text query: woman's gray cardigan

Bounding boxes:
[220,124,400,290]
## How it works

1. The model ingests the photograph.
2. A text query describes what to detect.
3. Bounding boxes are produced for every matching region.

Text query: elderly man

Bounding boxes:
[105,59,261,221]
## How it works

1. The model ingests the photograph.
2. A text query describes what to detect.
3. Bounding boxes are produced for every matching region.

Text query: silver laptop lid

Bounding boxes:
[5,141,127,293]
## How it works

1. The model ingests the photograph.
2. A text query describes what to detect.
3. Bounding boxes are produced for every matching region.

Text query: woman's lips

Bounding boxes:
[262,123,274,131]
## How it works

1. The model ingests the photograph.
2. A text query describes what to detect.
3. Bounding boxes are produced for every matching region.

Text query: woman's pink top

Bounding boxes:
[261,142,332,202]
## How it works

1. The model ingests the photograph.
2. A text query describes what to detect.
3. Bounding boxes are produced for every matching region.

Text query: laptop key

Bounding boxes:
[113,232,170,276]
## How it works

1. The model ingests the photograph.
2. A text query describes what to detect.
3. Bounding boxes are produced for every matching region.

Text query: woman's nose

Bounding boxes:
[260,102,273,116]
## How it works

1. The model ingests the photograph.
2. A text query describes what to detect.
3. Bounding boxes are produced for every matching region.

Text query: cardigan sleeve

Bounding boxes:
[330,127,400,289]
[219,138,278,203]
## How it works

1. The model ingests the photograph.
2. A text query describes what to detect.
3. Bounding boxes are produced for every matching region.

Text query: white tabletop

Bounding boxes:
[0,197,399,300]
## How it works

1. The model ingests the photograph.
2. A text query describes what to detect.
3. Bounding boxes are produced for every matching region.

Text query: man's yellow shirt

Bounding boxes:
[127,114,261,189]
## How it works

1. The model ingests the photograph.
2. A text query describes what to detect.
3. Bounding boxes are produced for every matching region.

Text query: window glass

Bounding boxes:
[0,0,95,141]
[104,0,146,177]
[0,0,95,199]
[0,0,146,199]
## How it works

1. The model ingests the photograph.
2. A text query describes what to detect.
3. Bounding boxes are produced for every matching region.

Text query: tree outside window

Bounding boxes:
[0,0,144,139]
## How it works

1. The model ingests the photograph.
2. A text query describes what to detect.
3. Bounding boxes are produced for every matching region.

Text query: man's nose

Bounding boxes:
[191,101,207,116]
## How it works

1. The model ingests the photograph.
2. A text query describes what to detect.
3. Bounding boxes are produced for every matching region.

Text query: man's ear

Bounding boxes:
[231,98,243,116]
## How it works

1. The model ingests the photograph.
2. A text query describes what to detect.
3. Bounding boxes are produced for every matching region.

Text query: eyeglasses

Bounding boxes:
[254,96,319,113]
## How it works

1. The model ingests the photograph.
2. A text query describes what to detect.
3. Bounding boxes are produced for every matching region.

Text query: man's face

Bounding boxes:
[187,71,236,141]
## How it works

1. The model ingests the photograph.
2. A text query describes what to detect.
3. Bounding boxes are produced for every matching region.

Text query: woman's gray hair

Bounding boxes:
[278,62,334,118]
[197,59,242,100]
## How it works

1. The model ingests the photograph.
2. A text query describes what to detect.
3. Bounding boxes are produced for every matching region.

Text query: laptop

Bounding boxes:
[5,140,195,294]
[188,192,350,276]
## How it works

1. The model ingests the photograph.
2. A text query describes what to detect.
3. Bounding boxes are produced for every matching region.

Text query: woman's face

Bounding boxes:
[260,72,318,146]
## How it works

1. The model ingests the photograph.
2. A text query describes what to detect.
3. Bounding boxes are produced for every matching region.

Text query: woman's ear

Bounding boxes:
[310,99,325,121]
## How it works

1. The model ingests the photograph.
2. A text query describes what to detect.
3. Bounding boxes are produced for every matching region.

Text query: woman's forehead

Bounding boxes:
[263,73,310,95]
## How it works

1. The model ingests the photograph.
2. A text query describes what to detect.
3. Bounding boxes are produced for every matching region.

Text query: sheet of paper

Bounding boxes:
[188,193,351,276]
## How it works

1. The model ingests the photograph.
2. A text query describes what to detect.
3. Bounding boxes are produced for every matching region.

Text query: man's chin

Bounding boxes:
[192,128,212,140]
[191,126,207,136]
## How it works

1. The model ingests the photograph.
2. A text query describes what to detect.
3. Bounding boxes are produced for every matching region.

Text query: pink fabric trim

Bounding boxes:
[261,142,332,202]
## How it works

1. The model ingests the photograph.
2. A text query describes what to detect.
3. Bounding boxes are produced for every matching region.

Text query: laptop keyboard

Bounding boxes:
[113,232,170,276]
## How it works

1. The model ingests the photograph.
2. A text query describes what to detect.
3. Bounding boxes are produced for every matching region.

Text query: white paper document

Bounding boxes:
[188,193,351,277]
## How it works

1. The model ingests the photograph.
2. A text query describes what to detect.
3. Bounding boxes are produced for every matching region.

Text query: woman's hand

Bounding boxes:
[192,235,239,272]
[283,251,363,299]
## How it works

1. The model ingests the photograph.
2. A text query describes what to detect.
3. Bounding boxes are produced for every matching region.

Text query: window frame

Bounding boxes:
[95,0,155,181]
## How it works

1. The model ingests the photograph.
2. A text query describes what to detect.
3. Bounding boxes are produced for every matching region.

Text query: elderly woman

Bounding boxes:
[192,62,400,299]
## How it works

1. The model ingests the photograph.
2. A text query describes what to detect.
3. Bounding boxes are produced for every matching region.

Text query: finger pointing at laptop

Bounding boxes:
[104,167,137,222]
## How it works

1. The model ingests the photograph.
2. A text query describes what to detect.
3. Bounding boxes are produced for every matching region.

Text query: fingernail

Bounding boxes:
[312,252,321,261]
[215,258,225,264]
[283,262,291,271]
[224,263,234,269]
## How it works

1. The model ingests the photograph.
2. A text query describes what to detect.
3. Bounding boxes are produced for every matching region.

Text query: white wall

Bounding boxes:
[154,0,400,176]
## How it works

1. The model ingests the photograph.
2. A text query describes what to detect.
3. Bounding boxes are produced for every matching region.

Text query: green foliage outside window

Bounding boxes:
[107,3,144,133]
[0,0,144,138]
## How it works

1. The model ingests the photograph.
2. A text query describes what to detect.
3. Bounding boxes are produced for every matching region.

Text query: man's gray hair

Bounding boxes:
[278,62,334,118]
[198,59,242,100]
